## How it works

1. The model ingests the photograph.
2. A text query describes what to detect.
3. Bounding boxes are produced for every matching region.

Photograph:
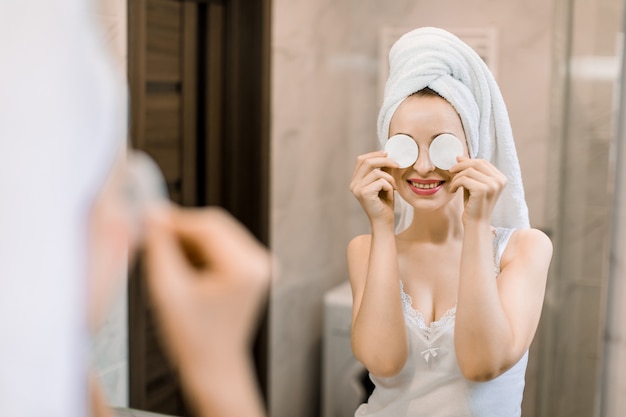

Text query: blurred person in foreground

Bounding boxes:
[0,2,269,417]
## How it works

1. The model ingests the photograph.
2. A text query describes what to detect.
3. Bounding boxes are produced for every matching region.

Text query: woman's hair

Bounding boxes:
[411,87,443,99]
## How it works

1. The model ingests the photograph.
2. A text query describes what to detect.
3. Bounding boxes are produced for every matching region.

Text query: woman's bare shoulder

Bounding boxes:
[347,234,372,255]
[503,227,553,267]
[512,228,552,250]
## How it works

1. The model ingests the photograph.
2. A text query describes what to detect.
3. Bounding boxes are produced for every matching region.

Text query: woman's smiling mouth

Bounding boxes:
[408,179,444,195]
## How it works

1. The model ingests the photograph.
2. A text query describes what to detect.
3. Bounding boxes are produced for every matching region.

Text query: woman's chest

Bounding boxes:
[396,245,461,323]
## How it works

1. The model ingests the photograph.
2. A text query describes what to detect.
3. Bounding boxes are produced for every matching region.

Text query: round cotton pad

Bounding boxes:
[384,134,418,168]
[126,150,169,240]
[126,150,168,209]
[429,133,464,170]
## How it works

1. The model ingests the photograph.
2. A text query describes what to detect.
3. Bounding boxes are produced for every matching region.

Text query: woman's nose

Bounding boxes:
[412,145,436,174]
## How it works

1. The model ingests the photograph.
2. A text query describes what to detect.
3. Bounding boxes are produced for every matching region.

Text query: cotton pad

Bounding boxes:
[126,150,169,239]
[385,134,418,168]
[429,134,464,170]
[127,150,168,208]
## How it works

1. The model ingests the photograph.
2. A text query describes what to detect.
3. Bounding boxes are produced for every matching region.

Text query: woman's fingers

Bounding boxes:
[451,167,493,189]
[449,159,506,192]
[168,207,270,280]
[448,158,508,223]
[144,207,191,299]
[353,168,396,190]
[350,150,399,223]
[143,205,271,309]
[377,178,395,203]
[351,152,398,192]
[360,177,394,199]
[449,157,502,178]
[143,206,271,356]
[352,152,398,181]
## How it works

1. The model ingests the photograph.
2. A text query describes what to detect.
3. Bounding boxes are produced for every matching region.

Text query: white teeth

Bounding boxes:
[410,181,442,189]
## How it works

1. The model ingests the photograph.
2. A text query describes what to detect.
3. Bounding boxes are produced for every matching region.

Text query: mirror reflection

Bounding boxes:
[270,0,626,416]
[3,0,626,416]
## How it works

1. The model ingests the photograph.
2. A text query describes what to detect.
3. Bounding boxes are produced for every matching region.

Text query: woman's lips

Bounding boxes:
[407,179,444,196]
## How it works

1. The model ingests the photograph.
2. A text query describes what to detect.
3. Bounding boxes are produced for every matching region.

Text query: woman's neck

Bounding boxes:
[399,195,465,243]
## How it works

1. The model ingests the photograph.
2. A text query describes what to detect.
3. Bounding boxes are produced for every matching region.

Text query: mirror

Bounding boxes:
[89,0,626,416]
[269,1,626,417]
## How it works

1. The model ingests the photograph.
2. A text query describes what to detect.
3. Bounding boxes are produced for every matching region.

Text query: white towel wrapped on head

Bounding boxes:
[378,26,530,231]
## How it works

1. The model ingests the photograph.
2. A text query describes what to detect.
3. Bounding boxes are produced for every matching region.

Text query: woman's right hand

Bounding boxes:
[349,150,398,225]
[143,206,270,417]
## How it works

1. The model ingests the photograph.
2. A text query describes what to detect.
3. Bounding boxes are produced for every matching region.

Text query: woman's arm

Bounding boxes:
[450,158,552,381]
[348,230,408,378]
[348,151,408,378]
[455,224,551,381]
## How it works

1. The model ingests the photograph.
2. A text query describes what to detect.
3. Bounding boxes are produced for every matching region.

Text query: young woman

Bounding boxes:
[348,27,552,416]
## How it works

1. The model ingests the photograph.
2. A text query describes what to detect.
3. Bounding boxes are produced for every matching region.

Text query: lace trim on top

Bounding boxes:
[400,281,456,342]
[400,281,455,364]
[400,281,456,333]
[493,227,514,275]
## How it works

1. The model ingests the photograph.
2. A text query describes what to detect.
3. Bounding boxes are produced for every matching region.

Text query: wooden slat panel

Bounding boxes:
[181,2,198,206]
[130,0,187,414]
[146,0,180,29]
[129,0,269,414]
[129,0,147,149]
[204,2,225,205]
[145,92,181,146]
[146,30,180,58]
[146,0,181,82]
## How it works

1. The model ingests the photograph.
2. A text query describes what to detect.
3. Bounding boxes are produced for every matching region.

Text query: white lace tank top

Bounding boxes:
[355,227,527,417]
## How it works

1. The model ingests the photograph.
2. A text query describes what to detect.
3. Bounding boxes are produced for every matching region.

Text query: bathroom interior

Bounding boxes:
[86,0,626,416]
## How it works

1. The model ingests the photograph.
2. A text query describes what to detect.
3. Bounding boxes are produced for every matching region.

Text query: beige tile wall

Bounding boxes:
[535,0,623,415]
[602,37,626,415]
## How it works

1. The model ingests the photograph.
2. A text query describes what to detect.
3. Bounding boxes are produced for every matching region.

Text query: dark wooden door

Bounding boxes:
[127,0,269,414]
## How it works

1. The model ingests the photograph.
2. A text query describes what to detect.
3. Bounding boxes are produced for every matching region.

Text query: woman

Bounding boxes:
[90,159,270,417]
[348,27,552,416]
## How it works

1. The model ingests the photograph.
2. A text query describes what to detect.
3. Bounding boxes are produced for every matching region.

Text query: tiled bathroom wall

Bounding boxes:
[539,0,625,415]
[91,0,128,408]
[269,1,555,415]
[602,15,626,414]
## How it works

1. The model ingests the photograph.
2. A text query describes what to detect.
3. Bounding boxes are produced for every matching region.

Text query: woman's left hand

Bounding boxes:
[448,156,507,224]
